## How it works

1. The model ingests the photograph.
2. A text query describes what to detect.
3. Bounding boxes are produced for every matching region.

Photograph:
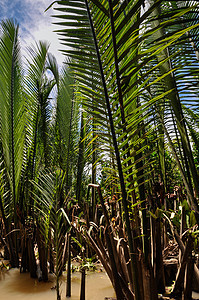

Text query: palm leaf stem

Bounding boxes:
[10,26,18,225]
[0,195,7,227]
[76,109,85,206]
[28,101,39,214]
[66,95,74,191]
[108,1,138,198]
[170,109,185,175]
[108,0,125,126]
[85,0,139,298]
[109,0,149,271]
[181,141,193,194]
[91,116,96,220]
[134,111,150,265]
[31,103,39,181]
[10,25,20,267]
[107,2,138,205]
[157,122,166,188]
[109,0,149,293]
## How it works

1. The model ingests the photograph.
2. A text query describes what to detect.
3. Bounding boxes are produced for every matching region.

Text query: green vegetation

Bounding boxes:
[0,1,199,299]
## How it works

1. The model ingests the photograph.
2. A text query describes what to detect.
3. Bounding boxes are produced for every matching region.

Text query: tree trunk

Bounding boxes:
[183,254,194,300]
[36,228,48,281]
[172,235,194,295]
[155,218,165,293]
[27,236,37,278]
[80,268,86,300]
[66,233,71,298]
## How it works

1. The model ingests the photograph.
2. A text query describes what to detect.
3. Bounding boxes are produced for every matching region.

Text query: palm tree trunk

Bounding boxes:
[66,233,71,297]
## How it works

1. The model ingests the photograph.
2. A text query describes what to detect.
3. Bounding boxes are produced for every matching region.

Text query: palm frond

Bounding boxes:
[0,19,25,220]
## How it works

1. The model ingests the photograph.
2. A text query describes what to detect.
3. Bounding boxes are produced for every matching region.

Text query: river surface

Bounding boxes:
[0,268,115,300]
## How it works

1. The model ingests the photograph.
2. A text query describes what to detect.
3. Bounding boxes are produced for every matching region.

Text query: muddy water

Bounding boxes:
[0,268,115,300]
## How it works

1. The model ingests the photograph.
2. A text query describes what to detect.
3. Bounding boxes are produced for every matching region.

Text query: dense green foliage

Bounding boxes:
[0,1,199,299]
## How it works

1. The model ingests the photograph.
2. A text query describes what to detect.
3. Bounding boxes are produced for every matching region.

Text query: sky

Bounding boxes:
[0,0,64,65]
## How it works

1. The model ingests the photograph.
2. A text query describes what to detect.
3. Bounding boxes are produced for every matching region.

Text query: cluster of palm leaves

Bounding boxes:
[0,18,86,286]
[47,0,199,299]
[0,16,106,299]
[0,0,199,299]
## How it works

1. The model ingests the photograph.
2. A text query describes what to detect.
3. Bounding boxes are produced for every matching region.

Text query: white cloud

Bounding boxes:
[0,0,65,66]
[20,0,65,66]
[20,19,64,66]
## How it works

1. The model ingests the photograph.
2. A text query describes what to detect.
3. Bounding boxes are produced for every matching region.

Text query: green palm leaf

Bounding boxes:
[0,19,25,220]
